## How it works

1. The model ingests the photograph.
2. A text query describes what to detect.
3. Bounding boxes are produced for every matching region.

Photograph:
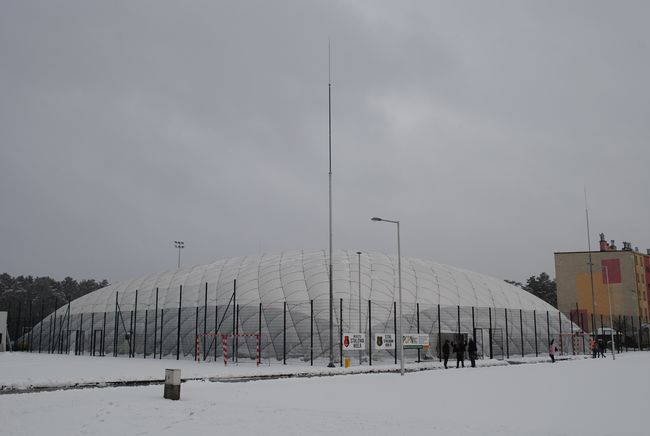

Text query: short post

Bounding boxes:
[164,369,181,400]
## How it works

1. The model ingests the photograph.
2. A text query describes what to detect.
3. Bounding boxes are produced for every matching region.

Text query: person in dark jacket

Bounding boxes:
[468,338,477,367]
[598,338,606,358]
[456,339,466,368]
[442,340,450,369]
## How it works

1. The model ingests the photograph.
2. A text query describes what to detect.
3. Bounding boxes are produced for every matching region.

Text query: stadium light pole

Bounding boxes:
[357,251,362,365]
[371,217,404,376]
[174,241,184,269]
[603,266,616,361]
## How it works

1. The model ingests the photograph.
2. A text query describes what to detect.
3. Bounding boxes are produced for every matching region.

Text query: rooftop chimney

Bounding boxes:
[622,241,632,251]
[599,233,609,251]
[610,240,617,250]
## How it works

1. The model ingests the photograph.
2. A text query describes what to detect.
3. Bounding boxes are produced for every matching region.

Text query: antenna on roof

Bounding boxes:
[584,187,596,333]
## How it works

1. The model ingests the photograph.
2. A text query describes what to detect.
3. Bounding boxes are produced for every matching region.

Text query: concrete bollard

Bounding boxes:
[164,369,181,400]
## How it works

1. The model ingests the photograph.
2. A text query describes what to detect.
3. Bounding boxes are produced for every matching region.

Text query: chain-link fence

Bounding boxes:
[14,295,650,363]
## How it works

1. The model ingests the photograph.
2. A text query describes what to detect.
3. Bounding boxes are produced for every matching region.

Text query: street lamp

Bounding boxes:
[603,266,616,361]
[371,216,404,376]
[174,241,184,269]
[357,251,362,365]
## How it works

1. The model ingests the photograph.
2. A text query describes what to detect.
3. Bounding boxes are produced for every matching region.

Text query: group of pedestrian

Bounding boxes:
[441,338,477,369]
[590,337,607,358]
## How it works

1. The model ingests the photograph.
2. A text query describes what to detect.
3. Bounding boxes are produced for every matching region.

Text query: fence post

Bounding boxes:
[204,284,208,359]
[235,304,240,363]
[456,305,461,340]
[194,306,199,361]
[153,288,159,358]
[519,309,524,358]
[534,310,538,357]
[488,307,493,359]
[143,310,148,358]
[159,309,164,359]
[569,310,574,355]
[639,315,643,351]
[214,305,218,361]
[283,301,287,365]
[310,300,313,366]
[15,301,22,351]
[113,293,119,357]
[546,311,550,347]
[232,280,237,363]
[101,311,107,356]
[393,302,397,365]
[133,290,138,358]
[339,298,343,367]
[558,311,563,353]
[65,301,71,354]
[504,309,509,359]
[176,285,182,360]
[437,304,442,362]
[90,312,95,356]
[258,302,263,363]
[471,306,475,342]
[368,300,372,366]
[416,303,421,363]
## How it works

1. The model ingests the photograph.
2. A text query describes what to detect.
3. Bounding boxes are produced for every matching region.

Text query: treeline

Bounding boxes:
[505,272,557,307]
[0,273,109,343]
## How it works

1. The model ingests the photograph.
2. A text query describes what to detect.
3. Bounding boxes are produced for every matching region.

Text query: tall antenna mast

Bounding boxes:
[327,41,335,368]
[584,187,597,335]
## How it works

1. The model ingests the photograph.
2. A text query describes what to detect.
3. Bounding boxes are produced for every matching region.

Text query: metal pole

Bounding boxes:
[133,290,138,358]
[153,288,158,358]
[368,299,372,366]
[437,304,441,362]
[327,47,335,369]
[357,251,362,365]
[310,300,314,366]
[604,267,615,360]
[417,303,421,363]
[258,302,262,363]
[533,310,538,356]
[283,301,287,365]
[397,221,403,375]
[393,301,397,365]
[519,309,524,358]
[339,298,343,367]
[505,309,509,359]
[113,293,118,357]
[159,309,164,359]
[584,190,597,336]
[176,285,182,360]
[203,283,208,360]
[232,280,236,362]
[143,310,148,358]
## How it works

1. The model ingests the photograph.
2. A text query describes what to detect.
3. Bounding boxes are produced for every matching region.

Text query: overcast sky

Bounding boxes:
[2,0,649,284]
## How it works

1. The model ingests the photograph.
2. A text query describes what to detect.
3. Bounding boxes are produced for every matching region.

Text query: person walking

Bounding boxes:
[456,338,466,368]
[598,338,606,358]
[442,340,450,369]
[468,338,477,368]
[549,339,557,363]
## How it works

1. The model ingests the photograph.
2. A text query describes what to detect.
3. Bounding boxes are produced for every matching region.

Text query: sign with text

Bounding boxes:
[342,333,366,351]
[374,333,395,350]
[402,334,430,349]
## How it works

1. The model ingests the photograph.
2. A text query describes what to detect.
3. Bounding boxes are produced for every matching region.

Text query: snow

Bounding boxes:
[0,352,647,435]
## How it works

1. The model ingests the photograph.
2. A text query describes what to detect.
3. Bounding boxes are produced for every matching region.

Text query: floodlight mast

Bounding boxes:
[174,241,184,269]
[327,43,335,368]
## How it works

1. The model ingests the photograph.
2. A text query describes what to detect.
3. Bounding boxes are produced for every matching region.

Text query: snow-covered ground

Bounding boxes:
[0,352,647,435]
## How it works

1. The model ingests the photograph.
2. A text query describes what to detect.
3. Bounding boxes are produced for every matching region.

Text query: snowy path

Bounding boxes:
[0,352,647,435]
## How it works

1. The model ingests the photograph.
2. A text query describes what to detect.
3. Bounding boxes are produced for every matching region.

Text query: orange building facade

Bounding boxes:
[555,234,650,334]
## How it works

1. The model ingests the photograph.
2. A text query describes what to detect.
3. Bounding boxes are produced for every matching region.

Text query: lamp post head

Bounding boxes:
[356,251,362,255]
[371,217,382,222]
